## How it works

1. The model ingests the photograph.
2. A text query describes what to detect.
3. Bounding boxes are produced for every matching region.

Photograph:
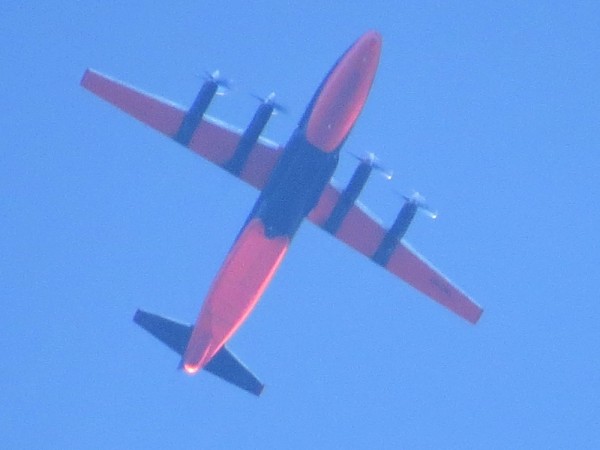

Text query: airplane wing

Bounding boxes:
[81,69,481,323]
[80,69,282,190]
[308,184,483,324]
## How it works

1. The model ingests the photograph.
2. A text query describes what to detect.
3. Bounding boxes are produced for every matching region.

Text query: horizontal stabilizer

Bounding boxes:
[133,309,192,355]
[205,347,264,396]
[133,309,264,396]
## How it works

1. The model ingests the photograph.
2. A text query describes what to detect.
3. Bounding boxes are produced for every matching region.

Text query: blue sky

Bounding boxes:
[2,2,599,448]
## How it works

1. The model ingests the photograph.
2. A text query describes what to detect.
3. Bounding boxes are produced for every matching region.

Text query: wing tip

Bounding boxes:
[81,68,108,93]
[466,306,484,324]
[253,383,266,397]
[80,67,95,88]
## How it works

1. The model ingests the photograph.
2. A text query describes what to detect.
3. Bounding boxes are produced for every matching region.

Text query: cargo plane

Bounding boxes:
[81,31,482,396]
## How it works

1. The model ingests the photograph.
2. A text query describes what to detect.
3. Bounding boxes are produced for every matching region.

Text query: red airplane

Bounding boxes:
[81,31,482,396]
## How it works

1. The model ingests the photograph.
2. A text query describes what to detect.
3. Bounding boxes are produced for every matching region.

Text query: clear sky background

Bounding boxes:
[2,2,599,448]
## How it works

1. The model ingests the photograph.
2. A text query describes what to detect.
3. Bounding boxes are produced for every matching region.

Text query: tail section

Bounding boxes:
[133,309,264,396]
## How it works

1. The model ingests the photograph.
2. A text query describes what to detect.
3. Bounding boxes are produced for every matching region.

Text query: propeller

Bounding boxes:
[202,70,233,93]
[348,151,394,180]
[251,92,288,114]
[402,191,438,219]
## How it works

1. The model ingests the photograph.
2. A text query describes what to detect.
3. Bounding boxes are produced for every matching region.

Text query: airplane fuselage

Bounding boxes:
[182,31,382,373]
[252,131,339,238]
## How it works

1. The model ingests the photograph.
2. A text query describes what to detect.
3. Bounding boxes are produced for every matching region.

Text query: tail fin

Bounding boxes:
[133,309,264,396]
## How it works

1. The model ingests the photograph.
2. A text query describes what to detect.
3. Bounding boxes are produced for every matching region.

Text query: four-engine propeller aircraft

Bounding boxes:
[81,31,482,396]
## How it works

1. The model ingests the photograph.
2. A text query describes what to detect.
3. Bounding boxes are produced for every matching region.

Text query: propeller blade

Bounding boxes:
[348,151,393,180]
[403,191,438,220]
[251,92,288,114]
[373,162,394,180]
[202,70,233,91]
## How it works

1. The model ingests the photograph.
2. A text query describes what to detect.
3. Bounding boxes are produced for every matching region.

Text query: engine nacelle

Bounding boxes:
[174,74,223,146]
[372,197,420,266]
[323,158,374,234]
[225,96,277,176]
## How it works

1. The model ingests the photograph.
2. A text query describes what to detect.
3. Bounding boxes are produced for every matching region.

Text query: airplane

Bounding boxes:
[81,30,483,396]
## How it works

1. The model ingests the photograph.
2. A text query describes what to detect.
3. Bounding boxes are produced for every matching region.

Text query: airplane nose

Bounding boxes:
[360,30,383,54]
[305,31,382,153]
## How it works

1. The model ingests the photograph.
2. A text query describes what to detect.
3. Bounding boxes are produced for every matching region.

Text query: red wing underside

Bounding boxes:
[182,219,290,373]
[309,184,483,323]
[80,69,282,190]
